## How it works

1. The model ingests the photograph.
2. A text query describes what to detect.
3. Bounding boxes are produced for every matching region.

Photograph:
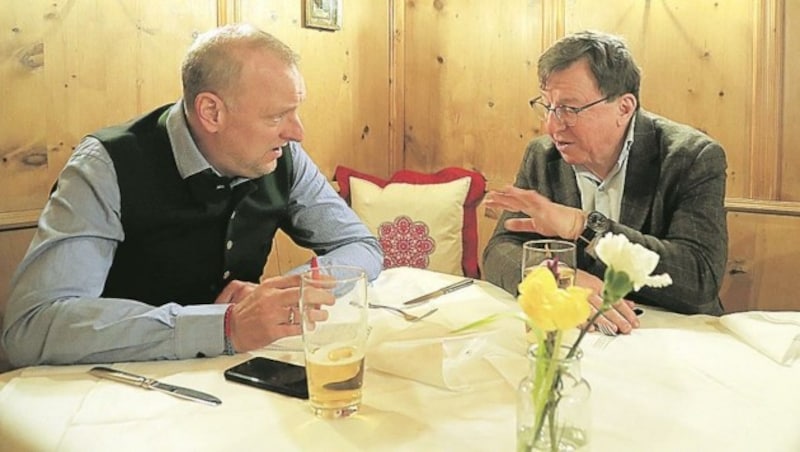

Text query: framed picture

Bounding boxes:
[303,0,342,31]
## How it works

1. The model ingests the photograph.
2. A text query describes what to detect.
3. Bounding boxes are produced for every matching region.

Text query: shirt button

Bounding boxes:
[222,270,231,280]
[226,240,233,250]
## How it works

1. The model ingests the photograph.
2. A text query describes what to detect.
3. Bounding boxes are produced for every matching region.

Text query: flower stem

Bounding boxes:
[566,308,605,359]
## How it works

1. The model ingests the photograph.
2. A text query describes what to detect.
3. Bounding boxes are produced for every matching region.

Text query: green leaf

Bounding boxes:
[450,311,529,334]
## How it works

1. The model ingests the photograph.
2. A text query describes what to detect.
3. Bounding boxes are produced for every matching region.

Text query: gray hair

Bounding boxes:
[181,23,299,109]
[538,30,641,105]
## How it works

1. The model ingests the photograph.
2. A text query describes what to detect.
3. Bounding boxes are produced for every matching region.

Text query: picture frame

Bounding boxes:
[303,0,342,31]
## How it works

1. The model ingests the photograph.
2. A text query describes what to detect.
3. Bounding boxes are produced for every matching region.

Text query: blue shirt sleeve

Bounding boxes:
[281,142,383,280]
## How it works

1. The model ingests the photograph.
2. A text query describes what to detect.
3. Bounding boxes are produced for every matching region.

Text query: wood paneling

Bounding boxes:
[403,0,542,177]
[722,211,800,312]
[781,0,800,201]
[0,1,217,219]
[564,0,754,199]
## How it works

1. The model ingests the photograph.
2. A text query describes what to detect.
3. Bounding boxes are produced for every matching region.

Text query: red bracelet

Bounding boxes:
[223,304,235,355]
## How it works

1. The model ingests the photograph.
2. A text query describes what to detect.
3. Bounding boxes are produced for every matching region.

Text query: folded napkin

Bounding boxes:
[719,311,800,366]
[365,267,526,390]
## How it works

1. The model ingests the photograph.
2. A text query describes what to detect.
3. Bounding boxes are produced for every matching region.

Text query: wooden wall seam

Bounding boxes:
[541,0,565,50]
[389,0,405,175]
[749,0,784,200]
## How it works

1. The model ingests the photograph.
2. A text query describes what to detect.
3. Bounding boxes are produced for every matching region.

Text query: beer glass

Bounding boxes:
[521,239,577,288]
[300,265,368,419]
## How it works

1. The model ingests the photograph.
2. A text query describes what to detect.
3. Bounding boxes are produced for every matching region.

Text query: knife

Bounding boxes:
[403,278,474,306]
[89,366,222,406]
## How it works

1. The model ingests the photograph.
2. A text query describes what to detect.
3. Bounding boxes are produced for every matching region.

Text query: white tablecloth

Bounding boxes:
[1,267,799,452]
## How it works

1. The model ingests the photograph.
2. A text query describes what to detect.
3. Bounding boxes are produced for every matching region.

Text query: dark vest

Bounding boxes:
[92,104,293,306]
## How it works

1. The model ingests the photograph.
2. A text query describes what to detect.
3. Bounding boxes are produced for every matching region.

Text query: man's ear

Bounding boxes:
[194,92,226,133]
[615,93,637,127]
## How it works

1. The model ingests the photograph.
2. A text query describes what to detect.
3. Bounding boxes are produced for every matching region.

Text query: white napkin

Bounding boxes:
[719,311,800,366]
[365,267,525,390]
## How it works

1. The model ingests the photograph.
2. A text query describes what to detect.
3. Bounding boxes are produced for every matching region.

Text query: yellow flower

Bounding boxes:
[518,267,592,332]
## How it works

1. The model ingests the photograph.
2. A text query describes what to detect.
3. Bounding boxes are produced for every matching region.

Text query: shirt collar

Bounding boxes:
[165,101,214,180]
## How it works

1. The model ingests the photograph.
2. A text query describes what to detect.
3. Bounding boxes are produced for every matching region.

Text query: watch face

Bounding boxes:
[588,211,609,232]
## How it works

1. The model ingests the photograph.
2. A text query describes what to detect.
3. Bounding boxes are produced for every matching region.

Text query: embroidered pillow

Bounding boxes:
[335,166,485,278]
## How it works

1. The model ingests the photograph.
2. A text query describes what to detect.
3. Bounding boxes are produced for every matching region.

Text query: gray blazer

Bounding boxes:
[483,110,728,315]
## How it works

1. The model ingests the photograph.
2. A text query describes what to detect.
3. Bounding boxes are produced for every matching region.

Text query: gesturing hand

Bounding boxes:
[484,185,585,240]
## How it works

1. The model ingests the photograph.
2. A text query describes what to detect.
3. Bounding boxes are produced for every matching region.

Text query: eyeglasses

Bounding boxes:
[528,96,610,126]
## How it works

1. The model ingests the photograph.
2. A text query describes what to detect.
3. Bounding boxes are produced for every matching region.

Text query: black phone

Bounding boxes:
[224,357,309,399]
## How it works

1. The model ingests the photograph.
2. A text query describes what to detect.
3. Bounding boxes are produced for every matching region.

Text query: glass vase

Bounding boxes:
[517,345,591,452]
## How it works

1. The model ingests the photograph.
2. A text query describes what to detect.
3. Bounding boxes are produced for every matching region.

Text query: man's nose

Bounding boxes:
[281,112,304,142]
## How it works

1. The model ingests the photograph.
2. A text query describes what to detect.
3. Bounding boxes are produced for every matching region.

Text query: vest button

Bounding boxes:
[226,240,233,250]
[230,211,236,220]
[222,270,231,280]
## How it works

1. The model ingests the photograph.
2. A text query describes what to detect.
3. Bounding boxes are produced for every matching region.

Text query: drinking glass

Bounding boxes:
[521,239,577,288]
[300,265,368,419]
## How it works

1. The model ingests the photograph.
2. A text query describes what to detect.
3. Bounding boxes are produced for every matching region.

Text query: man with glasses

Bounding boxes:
[483,30,728,334]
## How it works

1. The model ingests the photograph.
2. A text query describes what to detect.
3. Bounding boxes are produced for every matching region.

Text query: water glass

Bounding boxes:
[521,239,577,288]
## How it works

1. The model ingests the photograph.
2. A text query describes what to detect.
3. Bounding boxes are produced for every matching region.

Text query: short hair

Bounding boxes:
[181,23,299,110]
[537,30,641,105]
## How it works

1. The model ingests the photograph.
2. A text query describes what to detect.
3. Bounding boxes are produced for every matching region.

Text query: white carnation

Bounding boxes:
[595,233,672,291]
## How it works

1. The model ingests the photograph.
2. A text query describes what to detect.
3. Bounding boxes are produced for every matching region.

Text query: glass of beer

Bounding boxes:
[300,265,368,419]
[521,239,577,288]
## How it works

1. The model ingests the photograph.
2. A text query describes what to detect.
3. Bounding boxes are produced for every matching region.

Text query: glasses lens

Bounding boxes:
[530,102,549,122]
[558,107,578,126]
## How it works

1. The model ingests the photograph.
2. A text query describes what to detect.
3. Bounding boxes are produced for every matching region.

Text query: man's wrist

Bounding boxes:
[577,211,611,257]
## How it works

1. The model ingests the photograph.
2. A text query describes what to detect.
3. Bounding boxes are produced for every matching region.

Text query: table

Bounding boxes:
[1,267,799,452]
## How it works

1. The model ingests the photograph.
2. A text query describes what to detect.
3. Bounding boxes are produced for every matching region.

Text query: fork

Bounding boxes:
[368,303,438,322]
[597,322,618,337]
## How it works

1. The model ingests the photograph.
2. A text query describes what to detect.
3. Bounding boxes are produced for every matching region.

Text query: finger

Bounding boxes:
[599,303,634,334]
[215,280,256,304]
[504,218,537,233]
[586,295,630,334]
[299,286,335,307]
[260,274,302,289]
[611,298,640,328]
[592,309,618,334]
[304,307,330,323]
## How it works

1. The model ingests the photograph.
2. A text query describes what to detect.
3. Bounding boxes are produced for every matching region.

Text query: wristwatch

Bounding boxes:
[578,211,611,257]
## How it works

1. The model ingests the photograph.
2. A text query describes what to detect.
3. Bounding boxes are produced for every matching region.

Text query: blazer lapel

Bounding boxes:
[620,112,660,230]
[547,156,582,208]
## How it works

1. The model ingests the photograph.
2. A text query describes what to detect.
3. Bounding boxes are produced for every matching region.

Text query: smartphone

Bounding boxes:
[224,357,309,399]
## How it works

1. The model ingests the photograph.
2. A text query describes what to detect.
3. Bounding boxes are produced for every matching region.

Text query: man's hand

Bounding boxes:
[217,275,333,352]
[484,185,585,240]
[575,270,640,334]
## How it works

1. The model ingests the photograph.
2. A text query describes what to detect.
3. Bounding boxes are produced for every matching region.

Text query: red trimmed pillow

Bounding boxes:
[335,166,486,278]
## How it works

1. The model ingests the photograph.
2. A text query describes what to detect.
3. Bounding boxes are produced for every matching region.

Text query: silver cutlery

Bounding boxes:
[368,303,438,322]
[402,278,474,306]
[89,366,222,406]
[597,322,618,337]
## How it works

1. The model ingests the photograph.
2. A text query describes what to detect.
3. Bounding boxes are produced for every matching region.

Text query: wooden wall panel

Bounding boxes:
[403,0,542,179]
[402,0,544,262]
[1,2,51,214]
[722,211,800,312]
[781,0,800,201]
[564,0,753,199]
[0,1,218,221]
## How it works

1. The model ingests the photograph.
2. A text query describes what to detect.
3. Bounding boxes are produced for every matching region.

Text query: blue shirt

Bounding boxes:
[2,102,383,367]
